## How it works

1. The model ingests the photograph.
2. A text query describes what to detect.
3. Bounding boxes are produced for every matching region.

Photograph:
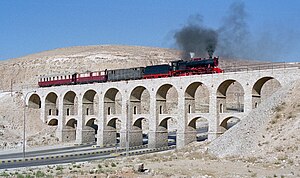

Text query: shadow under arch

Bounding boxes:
[104,88,122,116]
[63,91,78,116]
[157,117,177,147]
[187,117,209,143]
[217,79,245,113]
[252,77,281,109]
[82,89,98,116]
[47,118,58,126]
[45,92,58,117]
[84,117,98,143]
[156,83,178,115]
[185,82,210,113]
[28,94,41,109]
[130,86,150,114]
[132,117,149,145]
[220,116,241,132]
[63,118,77,142]
[105,117,121,146]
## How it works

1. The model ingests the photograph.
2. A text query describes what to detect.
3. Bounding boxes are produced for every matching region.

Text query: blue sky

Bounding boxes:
[1,0,300,61]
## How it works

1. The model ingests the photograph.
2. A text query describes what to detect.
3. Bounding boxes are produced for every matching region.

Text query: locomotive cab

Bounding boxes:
[171,60,185,71]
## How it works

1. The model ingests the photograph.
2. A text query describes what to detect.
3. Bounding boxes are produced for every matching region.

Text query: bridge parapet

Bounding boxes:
[222,62,300,73]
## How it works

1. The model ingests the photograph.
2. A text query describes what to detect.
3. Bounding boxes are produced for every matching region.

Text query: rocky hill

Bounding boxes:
[209,80,300,165]
[0,45,273,150]
[0,45,299,177]
[0,45,180,91]
[0,45,262,91]
[0,45,180,150]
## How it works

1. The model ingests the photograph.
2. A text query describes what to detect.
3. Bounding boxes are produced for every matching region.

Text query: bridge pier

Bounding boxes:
[78,126,95,143]
[148,131,168,148]
[176,130,196,148]
[120,129,143,147]
[59,128,76,142]
[97,129,117,147]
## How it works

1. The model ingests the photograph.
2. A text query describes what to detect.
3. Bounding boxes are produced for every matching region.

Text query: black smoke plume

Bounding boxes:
[174,15,218,59]
[217,1,249,59]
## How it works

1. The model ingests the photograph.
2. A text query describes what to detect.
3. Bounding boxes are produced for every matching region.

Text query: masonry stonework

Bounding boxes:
[25,67,300,148]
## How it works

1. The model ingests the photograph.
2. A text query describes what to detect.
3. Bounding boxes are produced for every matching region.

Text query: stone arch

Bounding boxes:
[85,118,98,143]
[66,118,77,128]
[220,116,241,131]
[63,91,78,116]
[252,77,281,108]
[47,118,58,126]
[104,88,122,116]
[28,94,41,109]
[132,117,149,145]
[156,84,178,115]
[129,86,150,146]
[64,118,77,141]
[158,117,177,146]
[102,88,122,147]
[187,117,209,142]
[185,82,210,113]
[82,89,98,116]
[45,92,58,117]
[106,117,121,145]
[130,86,150,115]
[217,80,244,113]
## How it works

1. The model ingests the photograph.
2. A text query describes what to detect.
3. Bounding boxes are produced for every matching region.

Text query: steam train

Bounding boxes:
[38,57,223,87]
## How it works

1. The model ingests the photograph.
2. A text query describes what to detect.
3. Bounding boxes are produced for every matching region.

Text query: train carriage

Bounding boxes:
[38,56,222,87]
[38,73,75,87]
[107,67,144,82]
[76,71,107,84]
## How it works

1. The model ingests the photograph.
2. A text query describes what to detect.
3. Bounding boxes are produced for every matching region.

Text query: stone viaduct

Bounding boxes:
[24,66,300,148]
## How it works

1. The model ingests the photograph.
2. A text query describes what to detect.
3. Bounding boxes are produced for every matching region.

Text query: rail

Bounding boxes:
[222,62,300,73]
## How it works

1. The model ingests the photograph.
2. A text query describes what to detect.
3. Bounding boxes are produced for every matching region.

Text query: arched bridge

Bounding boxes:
[24,64,300,148]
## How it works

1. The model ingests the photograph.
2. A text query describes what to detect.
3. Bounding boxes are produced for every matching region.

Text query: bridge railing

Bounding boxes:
[222,62,300,73]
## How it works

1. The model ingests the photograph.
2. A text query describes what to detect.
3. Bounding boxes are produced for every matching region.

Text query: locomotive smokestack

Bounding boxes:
[190,52,195,58]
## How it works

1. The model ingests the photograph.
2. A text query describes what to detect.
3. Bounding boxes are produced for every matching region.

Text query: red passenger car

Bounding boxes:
[38,73,76,87]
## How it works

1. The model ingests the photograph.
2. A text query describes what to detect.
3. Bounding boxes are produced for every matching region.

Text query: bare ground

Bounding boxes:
[0,45,299,177]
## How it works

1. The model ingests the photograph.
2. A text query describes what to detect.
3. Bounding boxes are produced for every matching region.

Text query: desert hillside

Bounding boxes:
[0,45,180,91]
[209,80,300,164]
[0,45,275,151]
[0,45,263,92]
[0,45,266,149]
[0,45,299,177]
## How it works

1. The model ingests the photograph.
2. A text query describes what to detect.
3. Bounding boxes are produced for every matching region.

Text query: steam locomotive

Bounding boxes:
[38,57,223,87]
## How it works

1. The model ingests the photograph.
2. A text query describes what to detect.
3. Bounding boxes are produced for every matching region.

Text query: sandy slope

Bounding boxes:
[0,45,299,177]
